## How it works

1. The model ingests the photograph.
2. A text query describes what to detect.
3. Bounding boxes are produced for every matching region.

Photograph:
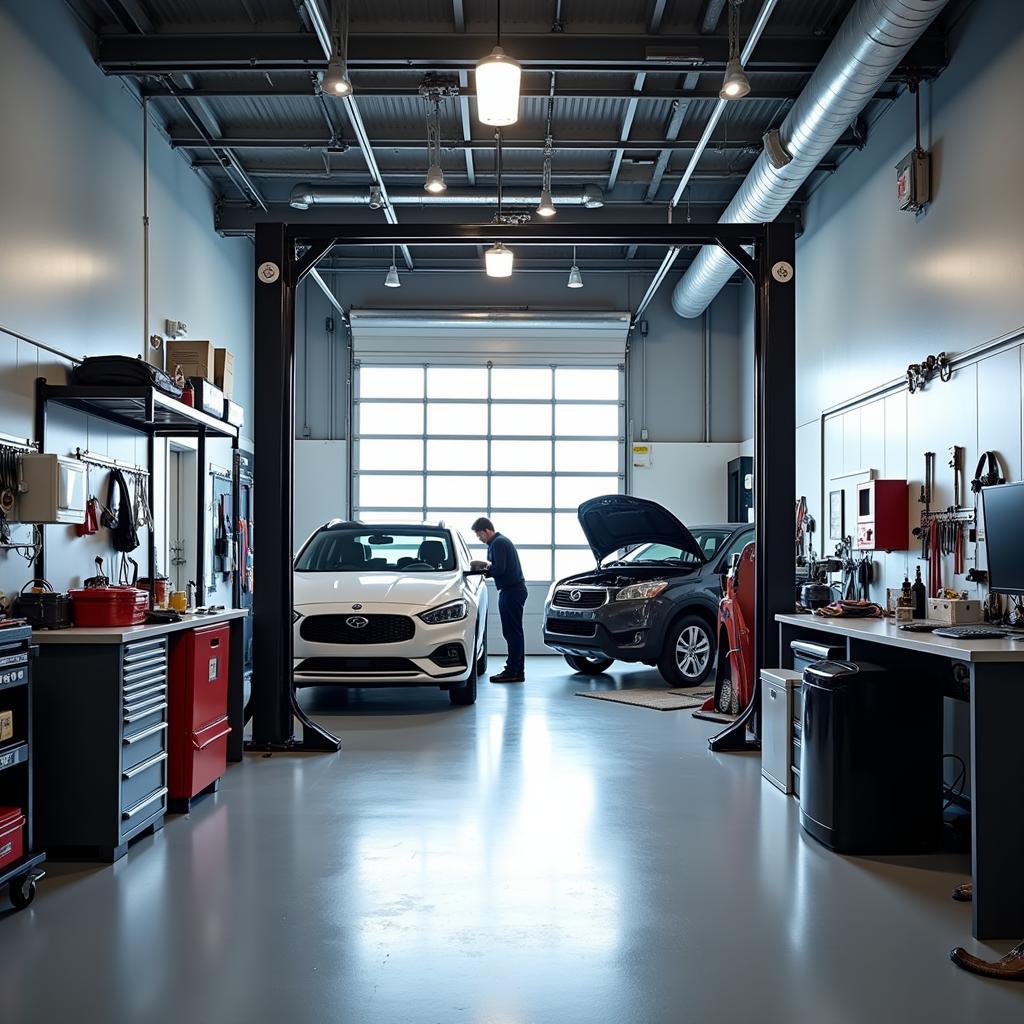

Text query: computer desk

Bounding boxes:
[777,612,1024,941]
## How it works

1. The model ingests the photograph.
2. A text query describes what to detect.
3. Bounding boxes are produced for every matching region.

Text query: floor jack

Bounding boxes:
[694,542,756,722]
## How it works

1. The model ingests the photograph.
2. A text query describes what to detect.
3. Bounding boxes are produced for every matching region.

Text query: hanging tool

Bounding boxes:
[948,445,965,509]
[929,515,943,597]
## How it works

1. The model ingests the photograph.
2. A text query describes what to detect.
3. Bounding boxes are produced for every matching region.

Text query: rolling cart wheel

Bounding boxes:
[9,875,37,910]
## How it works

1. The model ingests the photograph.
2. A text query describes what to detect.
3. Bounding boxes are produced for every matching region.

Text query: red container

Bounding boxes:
[0,807,26,872]
[168,624,231,802]
[69,586,149,627]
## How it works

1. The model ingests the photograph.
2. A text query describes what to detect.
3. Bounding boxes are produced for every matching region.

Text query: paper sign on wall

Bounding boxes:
[632,444,652,469]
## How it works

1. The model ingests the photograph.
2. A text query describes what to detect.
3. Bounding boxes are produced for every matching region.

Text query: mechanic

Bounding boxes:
[471,517,528,683]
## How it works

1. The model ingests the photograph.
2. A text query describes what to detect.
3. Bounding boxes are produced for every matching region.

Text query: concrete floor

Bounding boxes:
[1,656,1022,1021]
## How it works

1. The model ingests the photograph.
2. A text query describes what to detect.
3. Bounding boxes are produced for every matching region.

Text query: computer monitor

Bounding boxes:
[981,481,1024,594]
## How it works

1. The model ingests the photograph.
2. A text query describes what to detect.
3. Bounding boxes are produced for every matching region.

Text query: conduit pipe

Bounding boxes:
[671,0,950,319]
[290,183,604,209]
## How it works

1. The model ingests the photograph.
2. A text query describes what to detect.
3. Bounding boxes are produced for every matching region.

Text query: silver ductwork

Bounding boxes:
[290,184,604,210]
[671,0,950,319]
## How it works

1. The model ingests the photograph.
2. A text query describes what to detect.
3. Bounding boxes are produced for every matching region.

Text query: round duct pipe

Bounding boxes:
[670,0,950,319]
[290,184,604,210]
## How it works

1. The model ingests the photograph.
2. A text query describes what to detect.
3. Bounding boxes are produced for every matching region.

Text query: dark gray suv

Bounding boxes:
[543,494,753,686]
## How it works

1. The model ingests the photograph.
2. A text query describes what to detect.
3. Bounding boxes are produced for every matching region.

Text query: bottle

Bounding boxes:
[912,566,927,619]
[181,380,194,408]
[896,575,914,623]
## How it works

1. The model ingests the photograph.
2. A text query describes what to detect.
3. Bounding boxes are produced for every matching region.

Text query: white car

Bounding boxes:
[293,521,488,705]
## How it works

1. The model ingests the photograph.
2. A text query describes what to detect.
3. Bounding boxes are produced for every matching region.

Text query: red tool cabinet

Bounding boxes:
[168,624,231,810]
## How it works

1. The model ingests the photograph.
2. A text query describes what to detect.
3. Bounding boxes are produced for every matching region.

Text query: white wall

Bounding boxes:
[631,442,741,524]
[294,441,348,552]
[0,1,254,604]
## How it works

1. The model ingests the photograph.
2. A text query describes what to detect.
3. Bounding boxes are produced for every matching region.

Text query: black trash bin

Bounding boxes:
[799,660,942,854]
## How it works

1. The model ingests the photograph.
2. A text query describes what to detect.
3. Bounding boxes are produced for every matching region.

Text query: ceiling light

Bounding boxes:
[719,1,750,101]
[424,163,446,193]
[476,4,520,126]
[322,1,353,97]
[537,136,555,216]
[763,128,792,170]
[484,242,514,278]
[384,246,401,288]
[537,187,556,217]
[567,246,583,289]
[720,57,751,100]
[322,60,353,96]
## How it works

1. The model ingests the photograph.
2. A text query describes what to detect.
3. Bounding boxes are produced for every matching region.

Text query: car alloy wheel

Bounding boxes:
[675,624,711,679]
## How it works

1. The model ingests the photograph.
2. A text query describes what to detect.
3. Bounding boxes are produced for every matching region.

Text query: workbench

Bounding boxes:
[777,612,1024,940]
[31,609,247,861]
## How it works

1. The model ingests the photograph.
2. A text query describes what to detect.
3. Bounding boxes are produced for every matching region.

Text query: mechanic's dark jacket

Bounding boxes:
[486,533,526,591]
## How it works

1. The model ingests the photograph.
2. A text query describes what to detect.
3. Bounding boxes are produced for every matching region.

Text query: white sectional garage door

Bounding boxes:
[349,310,630,654]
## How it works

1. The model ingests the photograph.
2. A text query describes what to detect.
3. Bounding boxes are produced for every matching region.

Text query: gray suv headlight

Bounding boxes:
[614,580,668,602]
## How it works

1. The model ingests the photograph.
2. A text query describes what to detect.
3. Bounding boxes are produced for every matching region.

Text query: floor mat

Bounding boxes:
[691,709,738,725]
[575,687,714,711]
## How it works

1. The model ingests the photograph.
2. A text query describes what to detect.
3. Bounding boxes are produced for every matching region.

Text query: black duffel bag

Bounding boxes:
[72,355,183,399]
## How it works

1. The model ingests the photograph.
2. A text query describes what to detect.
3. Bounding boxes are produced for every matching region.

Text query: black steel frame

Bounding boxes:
[250,220,795,752]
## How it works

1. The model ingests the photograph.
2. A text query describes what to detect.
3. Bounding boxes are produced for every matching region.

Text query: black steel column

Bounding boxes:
[195,426,207,597]
[250,223,296,747]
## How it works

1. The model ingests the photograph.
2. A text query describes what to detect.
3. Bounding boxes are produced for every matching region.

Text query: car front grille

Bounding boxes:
[546,618,597,638]
[551,587,607,609]
[295,657,418,674]
[300,614,416,645]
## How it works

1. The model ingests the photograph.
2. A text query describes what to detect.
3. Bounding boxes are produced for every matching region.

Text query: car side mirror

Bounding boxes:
[463,569,487,577]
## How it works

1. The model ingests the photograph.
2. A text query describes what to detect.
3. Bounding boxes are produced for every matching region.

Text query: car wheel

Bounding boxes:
[657,615,714,686]
[564,654,614,675]
[476,627,488,677]
[449,671,477,706]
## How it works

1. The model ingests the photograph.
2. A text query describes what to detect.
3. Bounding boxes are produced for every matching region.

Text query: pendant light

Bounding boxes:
[424,93,447,193]
[567,246,583,289]
[476,0,521,126]
[485,129,514,278]
[322,0,353,96]
[719,0,750,100]
[536,136,555,217]
[384,246,401,288]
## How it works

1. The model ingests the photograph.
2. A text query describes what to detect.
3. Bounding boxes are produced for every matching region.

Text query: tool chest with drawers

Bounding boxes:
[32,636,169,862]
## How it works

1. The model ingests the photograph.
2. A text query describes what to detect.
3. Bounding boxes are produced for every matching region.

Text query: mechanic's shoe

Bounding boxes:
[951,940,1024,979]
[490,670,525,683]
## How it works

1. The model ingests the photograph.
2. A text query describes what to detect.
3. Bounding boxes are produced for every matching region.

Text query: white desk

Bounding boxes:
[777,612,1024,940]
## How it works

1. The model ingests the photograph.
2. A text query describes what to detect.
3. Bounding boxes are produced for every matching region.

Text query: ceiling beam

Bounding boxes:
[646,0,668,34]
[644,95,691,201]
[452,0,465,32]
[99,0,152,33]
[97,31,948,77]
[608,73,645,190]
[700,0,728,35]
[453,5,475,188]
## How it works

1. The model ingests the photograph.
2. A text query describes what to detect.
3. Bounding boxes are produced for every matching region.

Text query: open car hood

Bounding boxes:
[577,494,707,564]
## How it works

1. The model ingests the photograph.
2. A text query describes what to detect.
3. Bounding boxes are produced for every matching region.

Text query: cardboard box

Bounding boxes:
[928,598,983,624]
[214,348,235,399]
[166,340,215,382]
[0,709,12,743]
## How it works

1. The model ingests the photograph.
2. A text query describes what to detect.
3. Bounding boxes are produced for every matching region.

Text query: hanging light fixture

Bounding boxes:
[719,0,750,100]
[424,92,447,193]
[476,0,521,126]
[485,128,514,278]
[322,0,353,97]
[567,246,583,289]
[537,136,556,217]
[384,246,401,288]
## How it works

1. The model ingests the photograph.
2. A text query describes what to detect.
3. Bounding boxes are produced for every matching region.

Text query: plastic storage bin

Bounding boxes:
[69,587,149,627]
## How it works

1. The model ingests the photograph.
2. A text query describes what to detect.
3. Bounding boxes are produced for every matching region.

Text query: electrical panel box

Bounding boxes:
[16,455,87,525]
[855,479,909,551]
[896,149,930,213]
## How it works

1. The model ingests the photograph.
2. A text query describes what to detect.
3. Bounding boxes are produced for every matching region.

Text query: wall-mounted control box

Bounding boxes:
[855,479,909,551]
[16,455,87,524]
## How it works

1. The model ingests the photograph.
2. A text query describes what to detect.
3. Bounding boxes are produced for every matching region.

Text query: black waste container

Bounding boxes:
[799,660,942,854]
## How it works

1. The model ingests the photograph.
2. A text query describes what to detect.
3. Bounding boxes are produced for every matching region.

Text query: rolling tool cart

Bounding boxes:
[0,622,46,910]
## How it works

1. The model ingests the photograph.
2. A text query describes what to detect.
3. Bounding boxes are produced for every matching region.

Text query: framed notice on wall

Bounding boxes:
[829,490,844,541]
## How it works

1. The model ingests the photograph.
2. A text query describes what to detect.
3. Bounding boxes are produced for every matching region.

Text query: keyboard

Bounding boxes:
[932,626,1008,640]
[898,623,938,633]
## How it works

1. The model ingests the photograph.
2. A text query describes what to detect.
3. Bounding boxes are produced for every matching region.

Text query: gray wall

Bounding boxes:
[295,271,746,445]
[0,0,253,603]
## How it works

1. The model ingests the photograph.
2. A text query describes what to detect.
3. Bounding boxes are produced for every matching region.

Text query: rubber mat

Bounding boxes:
[574,687,714,711]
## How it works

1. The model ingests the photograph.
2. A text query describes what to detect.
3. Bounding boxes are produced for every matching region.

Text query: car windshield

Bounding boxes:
[296,527,456,572]
[603,530,732,567]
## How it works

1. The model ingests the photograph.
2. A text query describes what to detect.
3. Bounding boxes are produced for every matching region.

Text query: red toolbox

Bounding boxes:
[69,586,148,626]
[168,624,231,807]
[0,807,26,872]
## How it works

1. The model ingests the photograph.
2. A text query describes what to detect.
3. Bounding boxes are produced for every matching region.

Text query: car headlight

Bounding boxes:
[614,580,668,602]
[293,609,303,623]
[418,600,468,624]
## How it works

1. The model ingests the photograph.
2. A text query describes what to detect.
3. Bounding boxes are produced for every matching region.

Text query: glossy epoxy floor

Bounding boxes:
[1,657,1022,1022]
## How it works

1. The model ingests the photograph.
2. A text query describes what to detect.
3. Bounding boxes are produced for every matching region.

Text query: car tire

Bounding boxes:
[476,627,488,677]
[657,614,715,687]
[449,671,477,706]
[564,654,614,675]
